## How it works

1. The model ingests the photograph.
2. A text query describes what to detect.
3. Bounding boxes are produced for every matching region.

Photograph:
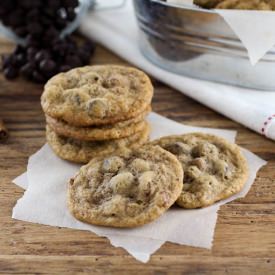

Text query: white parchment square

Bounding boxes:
[12,113,266,262]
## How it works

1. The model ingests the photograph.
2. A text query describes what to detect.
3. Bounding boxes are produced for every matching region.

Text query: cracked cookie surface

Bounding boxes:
[41,65,153,126]
[68,145,183,227]
[46,123,150,163]
[151,133,248,208]
[45,106,151,141]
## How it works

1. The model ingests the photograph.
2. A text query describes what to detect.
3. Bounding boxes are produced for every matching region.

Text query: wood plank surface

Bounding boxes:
[0,39,274,274]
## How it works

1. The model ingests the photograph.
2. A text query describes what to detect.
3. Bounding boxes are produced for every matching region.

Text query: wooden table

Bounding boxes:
[0,39,275,274]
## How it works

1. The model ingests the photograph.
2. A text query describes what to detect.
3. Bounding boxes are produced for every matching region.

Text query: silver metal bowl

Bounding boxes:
[133,0,275,90]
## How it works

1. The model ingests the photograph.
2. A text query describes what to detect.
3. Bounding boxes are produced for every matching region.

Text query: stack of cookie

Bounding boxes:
[68,132,249,228]
[41,65,153,163]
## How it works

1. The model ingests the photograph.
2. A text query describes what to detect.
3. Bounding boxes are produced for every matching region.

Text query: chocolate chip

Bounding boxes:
[44,7,56,18]
[1,1,15,12]
[0,0,96,83]
[62,0,79,8]
[55,18,67,29]
[14,27,28,37]
[27,22,43,35]
[48,0,61,9]
[20,63,34,79]
[26,8,40,20]
[14,53,26,67]
[27,47,38,60]
[45,27,59,40]
[39,59,56,73]
[4,67,19,79]
[19,0,41,9]
[8,10,24,27]
[40,15,52,27]
[66,7,76,21]
[32,71,45,83]
[26,34,40,47]
[35,50,51,63]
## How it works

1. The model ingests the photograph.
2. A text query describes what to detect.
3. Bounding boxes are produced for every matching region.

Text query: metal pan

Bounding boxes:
[133,0,275,90]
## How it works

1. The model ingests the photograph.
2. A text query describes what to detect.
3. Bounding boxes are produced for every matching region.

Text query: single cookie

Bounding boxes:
[68,145,183,228]
[151,133,248,208]
[46,123,150,163]
[45,106,151,141]
[41,65,153,126]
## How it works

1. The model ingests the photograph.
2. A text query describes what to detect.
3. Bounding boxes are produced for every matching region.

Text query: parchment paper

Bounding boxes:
[12,113,266,262]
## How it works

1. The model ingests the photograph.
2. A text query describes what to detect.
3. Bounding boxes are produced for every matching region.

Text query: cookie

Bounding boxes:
[68,145,183,228]
[216,0,272,10]
[45,106,151,141]
[41,65,153,126]
[194,0,273,9]
[194,0,222,8]
[46,123,150,163]
[151,133,248,208]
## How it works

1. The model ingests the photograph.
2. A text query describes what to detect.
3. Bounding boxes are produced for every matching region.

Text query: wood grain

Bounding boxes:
[0,39,274,274]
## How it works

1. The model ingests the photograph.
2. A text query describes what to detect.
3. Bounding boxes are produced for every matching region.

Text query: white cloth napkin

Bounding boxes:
[12,113,266,263]
[80,1,275,141]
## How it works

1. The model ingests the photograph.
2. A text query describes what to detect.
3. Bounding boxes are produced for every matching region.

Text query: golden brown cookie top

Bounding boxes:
[68,145,183,227]
[151,133,248,208]
[41,65,153,126]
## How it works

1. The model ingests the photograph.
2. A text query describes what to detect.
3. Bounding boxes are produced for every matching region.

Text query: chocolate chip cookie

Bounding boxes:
[45,106,151,141]
[41,65,153,126]
[46,123,150,163]
[151,133,248,208]
[194,0,223,9]
[68,145,183,227]
[195,0,274,10]
[216,0,272,10]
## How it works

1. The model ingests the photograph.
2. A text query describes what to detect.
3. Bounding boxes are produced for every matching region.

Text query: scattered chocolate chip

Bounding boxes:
[27,23,43,35]
[20,63,34,79]
[39,59,56,73]
[48,0,61,9]
[4,67,19,79]
[27,47,38,60]
[66,7,76,21]
[14,27,28,37]
[32,70,45,83]
[62,0,79,8]
[35,50,51,63]
[14,53,26,67]
[0,0,96,83]
[26,34,40,47]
